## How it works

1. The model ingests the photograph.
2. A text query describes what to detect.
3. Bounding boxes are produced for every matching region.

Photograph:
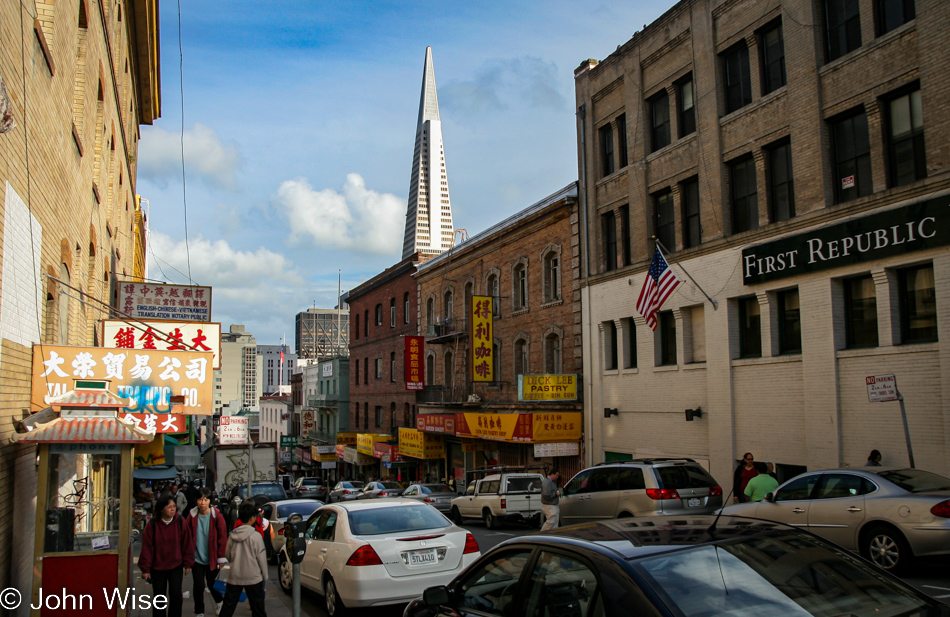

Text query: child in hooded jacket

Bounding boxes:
[219,500,268,617]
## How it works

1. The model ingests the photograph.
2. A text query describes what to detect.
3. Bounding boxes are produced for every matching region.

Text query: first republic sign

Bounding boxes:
[742,196,950,285]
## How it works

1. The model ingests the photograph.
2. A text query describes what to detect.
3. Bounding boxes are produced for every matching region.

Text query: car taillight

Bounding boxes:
[342,490,350,494]
[423,498,435,503]
[463,533,479,554]
[278,528,285,535]
[931,500,950,518]
[709,486,723,497]
[345,544,383,566]
[379,492,388,496]
[646,488,680,500]
[500,498,506,509]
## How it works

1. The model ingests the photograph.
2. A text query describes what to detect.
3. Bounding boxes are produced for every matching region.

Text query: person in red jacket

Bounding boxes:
[139,493,195,617]
[187,488,228,617]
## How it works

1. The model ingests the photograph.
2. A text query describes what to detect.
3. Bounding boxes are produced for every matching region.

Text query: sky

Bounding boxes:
[137,1,670,348]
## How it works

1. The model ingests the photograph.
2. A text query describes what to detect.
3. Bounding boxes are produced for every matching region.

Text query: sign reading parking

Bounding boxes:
[866,374,898,402]
[219,416,249,444]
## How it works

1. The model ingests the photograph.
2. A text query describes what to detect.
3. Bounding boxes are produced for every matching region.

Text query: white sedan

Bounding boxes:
[277,499,481,616]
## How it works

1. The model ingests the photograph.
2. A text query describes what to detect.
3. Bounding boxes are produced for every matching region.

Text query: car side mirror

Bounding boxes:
[764,492,775,503]
[423,585,450,606]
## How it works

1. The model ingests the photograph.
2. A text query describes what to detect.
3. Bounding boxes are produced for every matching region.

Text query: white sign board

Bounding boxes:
[119,282,212,322]
[866,374,898,402]
[102,320,222,369]
[219,416,249,445]
[533,442,580,457]
[322,362,333,377]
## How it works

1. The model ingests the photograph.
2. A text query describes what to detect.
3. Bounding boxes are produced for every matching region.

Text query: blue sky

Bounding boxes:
[137,1,668,347]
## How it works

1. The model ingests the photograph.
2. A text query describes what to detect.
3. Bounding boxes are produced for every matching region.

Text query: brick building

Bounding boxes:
[0,0,159,602]
[414,184,585,483]
[346,255,423,481]
[575,0,949,488]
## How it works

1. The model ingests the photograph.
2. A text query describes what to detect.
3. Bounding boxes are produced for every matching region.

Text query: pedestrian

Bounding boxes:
[185,481,200,513]
[744,467,779,502]
[865,449,883,466]
[187,488,228,617]
[171,484,188,513]
[232,505,275,562]
[139,493,194,617]
[765,462,778,479]
[732,452,759,503]
[540,468,561,532]
[219,500,268,617]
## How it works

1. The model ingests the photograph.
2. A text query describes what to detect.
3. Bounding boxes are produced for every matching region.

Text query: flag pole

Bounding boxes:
[653,237,718,310]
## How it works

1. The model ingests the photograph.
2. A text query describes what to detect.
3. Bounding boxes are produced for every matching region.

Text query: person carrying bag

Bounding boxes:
[187,488,228,617]
[139,493,195,617]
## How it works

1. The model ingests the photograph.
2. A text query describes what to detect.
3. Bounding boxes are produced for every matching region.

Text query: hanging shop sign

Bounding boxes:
[532,412,583,442]
[398,428,445,459]
[518,374,578,401]
[32,345,214,415]
[122,413,187,434]
[312,445,337,463]
[343,446,376,466]
[416,413,456,434]
[742,196,950,284]
[336,432,358,446]
[295,447,312,466]
[405,336,424,390]
[454,412,583,443]
[102,320,222,369]
[335,444,345,459]
[471,296,494,382]
[357,433,390,456]
[301,410,315,437]
[373,442,404,463]
[118,282,212,322]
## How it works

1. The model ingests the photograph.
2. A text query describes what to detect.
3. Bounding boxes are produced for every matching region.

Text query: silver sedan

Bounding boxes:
[261,499,323,557]
[399,484,457,513]
[720,467,950,572]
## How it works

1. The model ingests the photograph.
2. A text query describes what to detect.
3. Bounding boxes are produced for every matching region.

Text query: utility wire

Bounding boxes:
[177,0,193,283]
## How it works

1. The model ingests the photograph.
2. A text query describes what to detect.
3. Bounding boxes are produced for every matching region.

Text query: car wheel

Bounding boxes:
[451,506,464,525]
[862,524,913,573]
[484,509,498,529]
[278,555,293,595]
[324,575,346,617]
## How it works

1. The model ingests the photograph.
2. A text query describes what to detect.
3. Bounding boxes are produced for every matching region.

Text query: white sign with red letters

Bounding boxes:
[118,282,212,322]
[102,320,221,369]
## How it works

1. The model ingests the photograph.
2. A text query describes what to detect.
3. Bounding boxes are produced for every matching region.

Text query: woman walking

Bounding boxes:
[139,493,195,617]
[732,452,759,503]
[187,488,228,617]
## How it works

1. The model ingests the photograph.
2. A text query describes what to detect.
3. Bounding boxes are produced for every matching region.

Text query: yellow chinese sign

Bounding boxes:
[471,295,493,382]
[356,433,390,456]
[531,412,583,442]
[398,428,445,459]
[519,374,578,401]
[336,432,358,446]
[455,412,582,443]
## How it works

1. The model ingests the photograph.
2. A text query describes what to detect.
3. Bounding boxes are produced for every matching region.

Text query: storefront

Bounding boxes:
[398,428,446,482]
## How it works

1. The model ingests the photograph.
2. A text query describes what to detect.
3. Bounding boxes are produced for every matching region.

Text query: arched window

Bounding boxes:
[425,354,435,386]
[543,248,561,302]
[487,273,500,317]
[544,332,562,373]
[493,342,501,381]
[390,298,396,328]
[443,289,454,323]
[404,292,410,324]
[59,264,70,344]
[512,260,528,310]
[514,339,528,376]
[375,303,383,326]
[444,350,454,388]
[426,297,435,332]
[464,281,474,327]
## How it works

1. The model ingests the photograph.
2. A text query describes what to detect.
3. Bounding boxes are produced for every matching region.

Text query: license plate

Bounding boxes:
[409,549,437,565]
[437,498,449,503]
[687,497,702,508]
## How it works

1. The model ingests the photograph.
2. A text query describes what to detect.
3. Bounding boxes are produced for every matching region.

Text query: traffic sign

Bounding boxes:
[219,416,249,444]
[866,374,898,402]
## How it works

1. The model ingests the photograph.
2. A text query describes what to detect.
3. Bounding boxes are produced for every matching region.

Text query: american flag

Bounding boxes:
[636,247,681,330]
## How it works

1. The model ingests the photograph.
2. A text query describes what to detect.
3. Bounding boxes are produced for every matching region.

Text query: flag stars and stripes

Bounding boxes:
[636,247,681,330]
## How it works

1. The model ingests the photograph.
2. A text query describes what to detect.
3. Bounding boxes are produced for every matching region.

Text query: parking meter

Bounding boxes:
[285,513,308,564]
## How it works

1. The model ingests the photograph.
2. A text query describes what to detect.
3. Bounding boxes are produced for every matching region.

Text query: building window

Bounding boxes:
[599,123,615,177]
[513,264,527,310]
[622,317,637,369]
[825,0,862,62]
[831,108,872,203]
[543,250,560,302]
[899,264,936,344]
[616,114,628,168]
[404,292,410,324]
[650,89,671,152]
[739,296,762,358]
[722,42,752,114]
[681,177,701,249]
[390,352,396,382]
[845,275,878,348]
[778,289,802,354]
[375,358,382,379]
[619,205,631,267]
[876,0,915,35]
[375,304,383,326]
[443,290,454,321]
[363,358,368,385]
[730,156,758,234]
[544,333,561,374]
[425,354,434,386]
[602,211,617,272]
[354,314,360,340]
[514,339,528,376]
[375,406,382,428]
[444,350,454,388]
[767,139,795,222]
[603,321,618,371]
[390,298,396,327]
[488,274,500,317]
[677,76,695,137]
[654,190,675,252]
[426,297,434,329]
[759,21,786,95]
[886,87,926,188]
[659,311,677,366]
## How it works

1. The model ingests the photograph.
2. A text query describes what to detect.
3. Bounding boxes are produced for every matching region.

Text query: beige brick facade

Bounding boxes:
[576,0,950,490]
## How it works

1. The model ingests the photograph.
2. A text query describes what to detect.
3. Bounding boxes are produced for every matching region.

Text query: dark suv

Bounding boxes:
[221,482,287,527]
[559,458,723,525]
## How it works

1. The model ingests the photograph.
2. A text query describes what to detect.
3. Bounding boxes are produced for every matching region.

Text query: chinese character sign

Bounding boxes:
[122,413,187,434]
[32,345,214,415]
[405,336,424,391]
[302,410,315,437]
[102,320,221,369]
[118,282,212,322]
[471,296,493,382]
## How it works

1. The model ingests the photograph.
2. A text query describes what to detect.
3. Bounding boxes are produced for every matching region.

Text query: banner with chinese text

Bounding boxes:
[119,282,212,322]
[32,346,214,415]
[122,413,188,433]
[405,336,424,390]
[416,413,456,434]
[398,428,445,459]
[471,296,493,382]
[518,374,578,401]
[336,432,358,446]
[103,320,221,369]
[357,433,389,456]
[454,412,582,443]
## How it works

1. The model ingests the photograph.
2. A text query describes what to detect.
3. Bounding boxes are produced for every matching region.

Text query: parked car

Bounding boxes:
[327,480,366,503]
[356,481,405,500]
[401,484,457,514]
[293,477,329,501]
[405,515,950,617]
[719,467,950,572]
[559,458,723,525]
[261,498,324,559]
[277,499,481,616]
[220,482,288,528]
[450,472,544,528]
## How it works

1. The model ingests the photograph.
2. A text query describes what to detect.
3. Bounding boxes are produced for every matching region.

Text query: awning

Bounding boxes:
[10,416,155,444]
[133,465,179,480]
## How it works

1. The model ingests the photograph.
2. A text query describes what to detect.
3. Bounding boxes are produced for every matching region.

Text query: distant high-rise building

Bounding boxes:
[295,307,349,361]
[402,47,455,260]
[216,325,263,413]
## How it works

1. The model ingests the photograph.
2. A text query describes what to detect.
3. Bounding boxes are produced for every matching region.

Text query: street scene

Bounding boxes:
[1,0,950,616]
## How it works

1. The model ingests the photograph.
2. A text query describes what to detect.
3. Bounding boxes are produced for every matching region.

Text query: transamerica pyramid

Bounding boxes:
[402,47,455,260]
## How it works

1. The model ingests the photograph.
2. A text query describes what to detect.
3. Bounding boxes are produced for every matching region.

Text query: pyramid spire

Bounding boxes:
[402,47,454,260]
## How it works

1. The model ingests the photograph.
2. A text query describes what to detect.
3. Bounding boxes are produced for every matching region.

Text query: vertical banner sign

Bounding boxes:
[471,295,493,382]
[405,335,424,391]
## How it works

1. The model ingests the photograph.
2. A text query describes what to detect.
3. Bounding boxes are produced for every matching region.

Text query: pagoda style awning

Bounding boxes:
[11,416,155,444]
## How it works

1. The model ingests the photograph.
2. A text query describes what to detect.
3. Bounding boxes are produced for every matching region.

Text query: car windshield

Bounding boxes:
[634,533,930,617]
[302,480,321,486]
[238,485,285,500]
[656,465,718,489]
[425,485,453,493]
[344,482,365,489]
[276,502,320,518]
[505,477,541,493]
[877,469,950,493]
[379,482,402,489]
[348,504,451,535]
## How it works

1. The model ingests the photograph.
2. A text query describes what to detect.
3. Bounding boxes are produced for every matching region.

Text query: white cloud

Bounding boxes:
[275,173,405,255]
[138,123,242,189]
[441,56,565,117]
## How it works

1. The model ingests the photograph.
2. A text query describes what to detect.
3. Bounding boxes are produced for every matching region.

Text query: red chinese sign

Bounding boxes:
[471,296,493,382]
[103,320,221,369]
[405,335,424,390]
[118,282,212,322]
[373,442,404,463]
[122,413,187,434]
[416,413,456,434]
